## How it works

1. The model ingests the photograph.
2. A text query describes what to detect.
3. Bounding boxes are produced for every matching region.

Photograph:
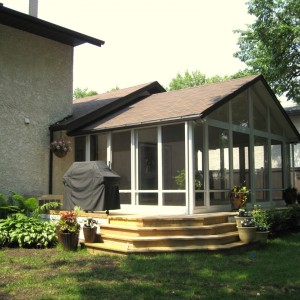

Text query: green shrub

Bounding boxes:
[266,206,300,235]
[0,214,57,248]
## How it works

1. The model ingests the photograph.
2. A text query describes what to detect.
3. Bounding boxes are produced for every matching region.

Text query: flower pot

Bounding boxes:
[237,226,256,243]
[54,151,67,158]
[83,227,97,243]
[256,231,269,243]
[234,216,253,227]
[60,232,79,251]
[230,192,247,210]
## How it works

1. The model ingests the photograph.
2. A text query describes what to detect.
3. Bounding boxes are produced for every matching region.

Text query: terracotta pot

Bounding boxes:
[237,226,256,243]
[83,227,97,243]
[60,232,79,251]
[256,231,269,243]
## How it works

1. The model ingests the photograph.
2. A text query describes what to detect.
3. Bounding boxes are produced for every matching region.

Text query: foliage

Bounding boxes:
[283,186,298,205]
[174,169,202,190]
[238,208,252,217]
[31,201,60,219]
[230,182,249,208]
[0,191,38,218]
[167,69,256,90]
[57,211,80,234]
[241,218,256,227]
[266,206,300,235]
[83,217,98,228]
[252,205,270,231]
[0,214,57,248]
[49,139,72,155]
[234,0,300,102]
[73,87,98,99]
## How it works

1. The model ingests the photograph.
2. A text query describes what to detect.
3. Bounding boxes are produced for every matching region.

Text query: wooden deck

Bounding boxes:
[82,212,251,254]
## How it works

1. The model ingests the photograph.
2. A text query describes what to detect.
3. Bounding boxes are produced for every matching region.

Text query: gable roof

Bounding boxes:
[74,75,260,133]
[0,4,104,47]
[51,81,166,132]
[54,75,299,142]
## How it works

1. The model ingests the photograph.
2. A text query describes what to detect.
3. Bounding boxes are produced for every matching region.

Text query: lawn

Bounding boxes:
[0,232,300,300]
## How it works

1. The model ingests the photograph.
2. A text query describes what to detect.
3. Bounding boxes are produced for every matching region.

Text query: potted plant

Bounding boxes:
[234,208,253,227]
[57,211,80,251]
[49,139,72,158]
[230,182,249,210]
[252,205,270,243]
[83,217,98,243]
[237,218,256,243]
[255,225,269,243]
[283,187,297,206]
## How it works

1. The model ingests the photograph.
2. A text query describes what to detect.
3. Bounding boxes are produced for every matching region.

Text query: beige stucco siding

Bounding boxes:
[0,24,73,196]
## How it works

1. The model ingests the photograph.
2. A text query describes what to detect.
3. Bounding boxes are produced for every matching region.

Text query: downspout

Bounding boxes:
[49,129,54,194]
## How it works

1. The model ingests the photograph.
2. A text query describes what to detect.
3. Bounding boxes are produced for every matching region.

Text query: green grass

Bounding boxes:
[0,232,300,300]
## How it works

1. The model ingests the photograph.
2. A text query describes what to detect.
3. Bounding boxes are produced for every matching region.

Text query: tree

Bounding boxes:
[73,88,98,99]
[168,70,255,91]
[234,0,300,102]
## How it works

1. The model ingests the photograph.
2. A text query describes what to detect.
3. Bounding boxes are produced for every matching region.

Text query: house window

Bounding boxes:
[111,131,131,203]
[74,136,86,162]
[254,136,269,202]
[208,126,229,205]
[90,133,107,162]
[232,131,250,189]
[162,123,185,206]
[137,127,158,205]
[231,91,249,127]
[271,140,283,200]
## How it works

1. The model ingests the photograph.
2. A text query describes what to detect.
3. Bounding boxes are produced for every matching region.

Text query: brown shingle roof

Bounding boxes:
[51,81,165,131]
[77,75,260,133]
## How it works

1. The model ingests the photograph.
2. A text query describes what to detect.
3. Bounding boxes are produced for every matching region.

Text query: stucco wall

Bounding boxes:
[52,131,75,196]
[0,24,73,197]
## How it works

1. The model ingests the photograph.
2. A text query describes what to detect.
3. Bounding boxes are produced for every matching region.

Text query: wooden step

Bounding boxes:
[85,240,249,255]
[100,222,237,237]
[108,213,231,228]
[83,212,241,254]
[97,231,239,249]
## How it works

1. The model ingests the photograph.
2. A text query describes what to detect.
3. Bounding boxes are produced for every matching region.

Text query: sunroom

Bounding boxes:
[51,75,300,215]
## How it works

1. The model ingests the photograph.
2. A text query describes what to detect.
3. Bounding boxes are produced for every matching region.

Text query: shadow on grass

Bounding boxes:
[1,232,300,299]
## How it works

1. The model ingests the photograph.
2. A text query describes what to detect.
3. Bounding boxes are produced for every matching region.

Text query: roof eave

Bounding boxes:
[0,5,104,47]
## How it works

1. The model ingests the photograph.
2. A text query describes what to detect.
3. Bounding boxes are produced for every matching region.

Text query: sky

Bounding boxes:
[4,0,258,91]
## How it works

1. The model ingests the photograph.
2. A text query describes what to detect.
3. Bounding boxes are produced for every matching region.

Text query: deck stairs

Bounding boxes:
[84,212,248,254]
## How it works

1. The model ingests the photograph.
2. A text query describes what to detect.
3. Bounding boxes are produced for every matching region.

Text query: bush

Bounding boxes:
[266,206,300,235]
[0,213,57,248]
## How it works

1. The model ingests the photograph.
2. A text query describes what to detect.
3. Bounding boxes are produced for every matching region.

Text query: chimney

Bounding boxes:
[29,0,38,17]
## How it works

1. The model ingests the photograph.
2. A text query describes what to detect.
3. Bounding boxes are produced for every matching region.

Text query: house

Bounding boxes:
[50,75,300,215]
[0,4,104,196]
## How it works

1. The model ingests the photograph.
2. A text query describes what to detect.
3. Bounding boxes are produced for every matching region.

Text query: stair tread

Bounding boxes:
[100,231,239,242]
[85,240,248,254]
[101,222,236,231]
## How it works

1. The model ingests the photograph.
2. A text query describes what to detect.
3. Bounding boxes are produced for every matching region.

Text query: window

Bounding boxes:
[74,136,86,162]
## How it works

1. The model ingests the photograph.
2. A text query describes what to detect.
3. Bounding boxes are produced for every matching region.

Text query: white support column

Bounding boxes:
[188,121,195,214]
[131,129,136,205]
[157,126,163,207]
[203,121,209,207]
[107,132,112,167]
[85,135,91,161]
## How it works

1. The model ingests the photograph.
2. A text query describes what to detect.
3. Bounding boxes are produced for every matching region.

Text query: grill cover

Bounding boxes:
[63,161,120,211]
